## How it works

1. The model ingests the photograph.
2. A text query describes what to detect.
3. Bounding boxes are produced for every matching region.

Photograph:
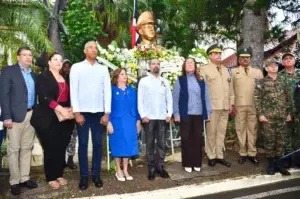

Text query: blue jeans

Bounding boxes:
[77,112,104,177]
[0,130,4,149]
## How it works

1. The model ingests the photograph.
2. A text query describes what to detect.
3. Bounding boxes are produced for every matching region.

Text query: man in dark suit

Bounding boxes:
[0,47,38,196]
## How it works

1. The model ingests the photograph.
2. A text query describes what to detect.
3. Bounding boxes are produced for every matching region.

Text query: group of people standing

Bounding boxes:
[0,40,299,197]
[201,45,300,176]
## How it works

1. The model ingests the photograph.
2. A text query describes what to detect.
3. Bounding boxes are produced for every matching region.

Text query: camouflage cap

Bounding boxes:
[206,44,223,55]
[136,11,155,29]
[264,58,278,67]
[237,47,252,57]
[282,52,295,60]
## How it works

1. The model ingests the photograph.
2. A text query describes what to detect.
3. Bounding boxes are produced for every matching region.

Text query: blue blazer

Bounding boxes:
[0,64,36,122]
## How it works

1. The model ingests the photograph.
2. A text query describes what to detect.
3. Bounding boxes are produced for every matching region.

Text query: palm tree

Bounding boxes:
[0,0,53,66]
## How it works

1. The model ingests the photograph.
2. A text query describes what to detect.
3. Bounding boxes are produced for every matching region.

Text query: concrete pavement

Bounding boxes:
[76,169,300,199]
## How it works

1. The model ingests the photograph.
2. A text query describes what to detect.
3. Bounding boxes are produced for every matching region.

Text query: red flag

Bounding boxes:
[130,0,139,48]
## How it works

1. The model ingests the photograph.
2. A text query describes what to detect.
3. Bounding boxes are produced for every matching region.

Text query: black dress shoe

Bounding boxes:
[79,177,88,190]
[248,156,259,165]
[10,184,21,196]
[238,156,247,164]
[216,159,231,167]
[208,159,216,167]
[20,180,38,189]
[148,169,156,181]
[92,176,103,188]
[158,169,169,178]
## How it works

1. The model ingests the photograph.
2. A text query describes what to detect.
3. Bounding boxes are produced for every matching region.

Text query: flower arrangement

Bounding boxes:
[97,42,208,87]
[161,71,182,88]
[189,48,209,66]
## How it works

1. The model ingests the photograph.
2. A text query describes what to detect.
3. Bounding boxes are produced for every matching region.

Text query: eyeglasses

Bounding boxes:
[19,54,33,57]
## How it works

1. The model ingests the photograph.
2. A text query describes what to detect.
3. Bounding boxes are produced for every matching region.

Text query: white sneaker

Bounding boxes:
[184,167,192,173]
[194,167,201,172]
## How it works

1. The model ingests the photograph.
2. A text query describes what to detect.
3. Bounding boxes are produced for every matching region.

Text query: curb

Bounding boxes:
[75,169,300,199]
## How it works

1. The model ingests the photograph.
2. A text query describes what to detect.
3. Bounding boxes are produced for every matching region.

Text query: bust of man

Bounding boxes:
[136,11,156,47]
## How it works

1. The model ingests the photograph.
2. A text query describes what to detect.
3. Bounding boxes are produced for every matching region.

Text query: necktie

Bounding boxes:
[217,66,222,75]
[244,67,248,75]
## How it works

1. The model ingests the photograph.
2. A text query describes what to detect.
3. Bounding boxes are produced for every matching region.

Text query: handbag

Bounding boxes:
[54,82,74,122]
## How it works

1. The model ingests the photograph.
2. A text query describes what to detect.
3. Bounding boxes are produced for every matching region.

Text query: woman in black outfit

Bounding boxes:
[31,53,75,189]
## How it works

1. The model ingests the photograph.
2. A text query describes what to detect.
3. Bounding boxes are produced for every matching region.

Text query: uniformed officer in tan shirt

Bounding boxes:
[230,48,264,165]
[201,44,232,167]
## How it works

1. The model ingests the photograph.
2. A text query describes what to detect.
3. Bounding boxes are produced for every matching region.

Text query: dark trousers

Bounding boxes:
[180,115,203,167]
[77,112,103,177]
[36,117,74,182]
[0,129,4,149]
[144,120,167,171]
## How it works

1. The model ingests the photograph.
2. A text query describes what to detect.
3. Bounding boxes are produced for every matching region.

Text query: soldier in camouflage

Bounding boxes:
[278,52,300,168]
[293,69,300,168]
[255,59,291,175]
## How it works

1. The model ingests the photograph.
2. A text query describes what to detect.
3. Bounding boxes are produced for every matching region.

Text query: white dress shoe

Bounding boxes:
[194,167,201,172]
[184,167,192,173]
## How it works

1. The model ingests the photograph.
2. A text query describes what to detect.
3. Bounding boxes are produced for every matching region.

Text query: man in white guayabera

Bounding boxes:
[138,58,173,181]
[70,41,111,190]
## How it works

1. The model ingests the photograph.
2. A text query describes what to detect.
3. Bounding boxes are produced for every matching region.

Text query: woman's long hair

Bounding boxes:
[181,57,202,80]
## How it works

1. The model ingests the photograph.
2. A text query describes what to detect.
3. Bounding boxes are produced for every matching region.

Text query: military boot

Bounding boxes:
[282,153,292,168]
[275,156,291,176]
[266,157,275,175]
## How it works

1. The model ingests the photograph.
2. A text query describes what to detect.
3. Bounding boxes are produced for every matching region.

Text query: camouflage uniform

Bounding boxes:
[254,75,292,158]
[278,69,300,154]
[66,126,77,156]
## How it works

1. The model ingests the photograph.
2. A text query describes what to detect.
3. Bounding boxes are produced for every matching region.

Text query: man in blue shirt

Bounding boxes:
[0,47,37,196]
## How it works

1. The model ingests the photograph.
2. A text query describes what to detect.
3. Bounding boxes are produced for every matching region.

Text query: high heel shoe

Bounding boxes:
[123,171,133,180]
[194,167,201,172]
[115,172,125,181]
[184,167,192,173]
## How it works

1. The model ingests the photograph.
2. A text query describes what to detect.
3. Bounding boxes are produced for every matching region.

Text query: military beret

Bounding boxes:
[237,47,252,57]
[282,52,295,60]
[206,44,223,55]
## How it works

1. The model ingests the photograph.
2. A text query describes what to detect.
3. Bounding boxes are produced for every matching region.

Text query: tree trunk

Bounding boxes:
[47,0,66,56]
[240,0,267,68]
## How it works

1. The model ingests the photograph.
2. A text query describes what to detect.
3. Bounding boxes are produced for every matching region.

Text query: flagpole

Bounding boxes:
[133,0,136,17]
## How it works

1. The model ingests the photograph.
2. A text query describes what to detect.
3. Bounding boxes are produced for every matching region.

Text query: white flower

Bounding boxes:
[195,58,201,63]
[108,45,115,52]
[120,61,125,67]
[107,54,114,61]
[192,48,196,52]
[100,49,107,55]
[116,48,121,53]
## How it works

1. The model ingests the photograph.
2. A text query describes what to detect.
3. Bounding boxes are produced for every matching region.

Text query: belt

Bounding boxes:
[27,108,33,112]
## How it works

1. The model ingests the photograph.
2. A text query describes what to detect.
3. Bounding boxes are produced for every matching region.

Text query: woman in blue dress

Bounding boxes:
[107,68,141,181]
